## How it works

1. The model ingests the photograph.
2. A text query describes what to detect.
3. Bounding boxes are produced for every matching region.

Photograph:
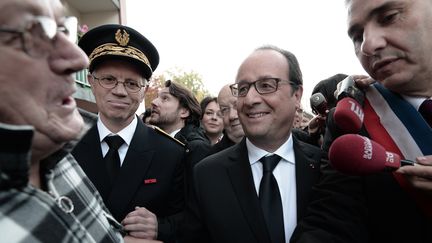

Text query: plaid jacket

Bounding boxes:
[0,123,124,243]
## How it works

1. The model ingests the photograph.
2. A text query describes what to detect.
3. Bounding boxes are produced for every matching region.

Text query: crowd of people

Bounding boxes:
[0,0,431,242]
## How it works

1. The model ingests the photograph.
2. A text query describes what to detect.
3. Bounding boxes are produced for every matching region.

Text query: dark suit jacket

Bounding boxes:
[72,120,185,242]
[179,137,323,243]
[208,132,236,155]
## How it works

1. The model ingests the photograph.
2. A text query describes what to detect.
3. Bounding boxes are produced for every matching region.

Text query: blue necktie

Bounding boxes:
[259,154,285,243]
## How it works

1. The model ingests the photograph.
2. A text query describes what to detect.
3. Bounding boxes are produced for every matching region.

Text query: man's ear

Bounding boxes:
[87,73,96,94]
[179,107,190,119]
[294,85,303,109]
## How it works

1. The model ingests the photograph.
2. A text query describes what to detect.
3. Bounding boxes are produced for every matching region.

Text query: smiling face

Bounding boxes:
[0,0,89,160]
[89,59,145,131]
[347,0,432,96]
[235,49,302,151]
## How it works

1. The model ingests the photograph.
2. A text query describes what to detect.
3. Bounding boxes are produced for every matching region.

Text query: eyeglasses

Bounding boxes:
[91,74,145,93]
[229,78,297,97]
[0,16,77,57]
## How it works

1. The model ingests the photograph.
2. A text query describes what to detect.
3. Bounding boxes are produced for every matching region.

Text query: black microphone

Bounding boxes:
[310,92,328,116]
[333,76,365,133]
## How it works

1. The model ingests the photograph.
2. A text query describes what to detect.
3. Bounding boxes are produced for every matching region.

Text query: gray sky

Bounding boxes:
[126,0,367,112]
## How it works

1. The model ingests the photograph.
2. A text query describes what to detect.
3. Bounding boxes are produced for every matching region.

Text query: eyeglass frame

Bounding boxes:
[229,77,298,97]
[90,74,146,93]
[0,16,77,57]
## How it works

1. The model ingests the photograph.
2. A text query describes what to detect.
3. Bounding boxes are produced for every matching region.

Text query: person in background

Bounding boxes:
[0,0,159,242]
[72,24,185,243]
[291,0,432,242]
[302,73,349,147]
[209,84,245,154]
[141,107,152,124]
[179,45,323,243]
[200,96,224,145]
[149,80,211,197]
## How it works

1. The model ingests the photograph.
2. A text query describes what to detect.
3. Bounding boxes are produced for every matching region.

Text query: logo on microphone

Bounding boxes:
[362,136,372,160]
[348,99,364,121]
[385,152,395,164]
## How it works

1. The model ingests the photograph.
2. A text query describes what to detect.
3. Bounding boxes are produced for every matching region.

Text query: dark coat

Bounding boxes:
[72,120,185,243]
[175,124,212,197]
[179,137,323,243]
[208,132,236,155]
[291,108,432,243]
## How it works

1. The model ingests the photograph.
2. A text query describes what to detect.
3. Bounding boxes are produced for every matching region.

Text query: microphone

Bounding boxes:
[328,134,414,175]
[333,97,364,133]
[333,76,365,133]
[310,92,328,116]
[336,76,365,103]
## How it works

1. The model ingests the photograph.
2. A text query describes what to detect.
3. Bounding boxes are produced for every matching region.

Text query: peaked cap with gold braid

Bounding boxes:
[78,24,159,79]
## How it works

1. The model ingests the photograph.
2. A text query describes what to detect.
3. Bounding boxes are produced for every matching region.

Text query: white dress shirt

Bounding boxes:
[246,134,297,242]
[402,95,430,111]
[97,116,137,166]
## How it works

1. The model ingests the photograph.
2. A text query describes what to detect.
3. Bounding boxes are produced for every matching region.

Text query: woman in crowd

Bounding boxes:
[200,96,224,145]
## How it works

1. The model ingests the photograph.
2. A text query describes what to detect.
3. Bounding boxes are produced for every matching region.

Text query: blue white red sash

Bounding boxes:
[364,83,432,215]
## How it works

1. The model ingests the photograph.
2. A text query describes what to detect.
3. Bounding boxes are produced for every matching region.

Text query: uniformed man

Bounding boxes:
[72,24,185,243]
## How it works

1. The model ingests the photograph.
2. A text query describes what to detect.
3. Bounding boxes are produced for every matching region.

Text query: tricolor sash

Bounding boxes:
[364,83,432,215]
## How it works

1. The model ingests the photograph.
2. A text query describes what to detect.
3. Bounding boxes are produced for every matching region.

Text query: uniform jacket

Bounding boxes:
[72,119,185,242]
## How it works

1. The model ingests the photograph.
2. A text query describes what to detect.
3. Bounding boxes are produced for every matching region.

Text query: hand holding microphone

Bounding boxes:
[328,134,414,176]
[397,155,432,195]
[333,76,366,133]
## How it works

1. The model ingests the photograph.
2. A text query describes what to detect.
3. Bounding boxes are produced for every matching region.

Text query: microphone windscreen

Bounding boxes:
[329,134,401,175]
[310,93,328,115]
[333,97,364,133]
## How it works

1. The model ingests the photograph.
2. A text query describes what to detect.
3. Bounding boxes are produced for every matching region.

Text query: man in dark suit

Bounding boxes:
[179,46,323,243]
[72,24,185,243]
[291,0,432,242]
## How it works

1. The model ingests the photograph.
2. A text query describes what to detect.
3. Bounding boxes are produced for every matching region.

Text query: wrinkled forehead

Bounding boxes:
[0,0,64,25]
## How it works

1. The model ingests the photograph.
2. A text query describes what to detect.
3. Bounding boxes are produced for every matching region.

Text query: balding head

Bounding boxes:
[217,84,244,143]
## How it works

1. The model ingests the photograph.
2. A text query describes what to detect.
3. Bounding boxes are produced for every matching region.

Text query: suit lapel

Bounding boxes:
[293,137,321,220]
[226,140,270,242]
[73,125,112,201]
[107,121,154,220]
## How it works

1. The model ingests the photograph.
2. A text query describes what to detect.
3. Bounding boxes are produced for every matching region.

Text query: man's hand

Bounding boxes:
[397,155,432,197]
[353,75,375,89]
[122,206,158,240]
[334,75,374,99]
[307,114,327,135]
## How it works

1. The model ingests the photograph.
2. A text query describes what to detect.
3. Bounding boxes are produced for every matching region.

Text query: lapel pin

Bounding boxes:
[144,178,157,184]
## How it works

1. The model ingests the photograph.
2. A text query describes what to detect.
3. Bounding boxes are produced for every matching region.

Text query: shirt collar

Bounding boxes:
[246,134,295,166]
[170,128,181,137]
[97,116,137,146]
[402,95,431,111]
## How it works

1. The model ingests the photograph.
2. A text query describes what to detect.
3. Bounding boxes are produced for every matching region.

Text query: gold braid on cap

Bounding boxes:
[88,43,151,71]
[88,29,151,71]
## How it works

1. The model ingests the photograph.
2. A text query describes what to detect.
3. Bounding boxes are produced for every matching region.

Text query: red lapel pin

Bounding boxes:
[144,178,157,184]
